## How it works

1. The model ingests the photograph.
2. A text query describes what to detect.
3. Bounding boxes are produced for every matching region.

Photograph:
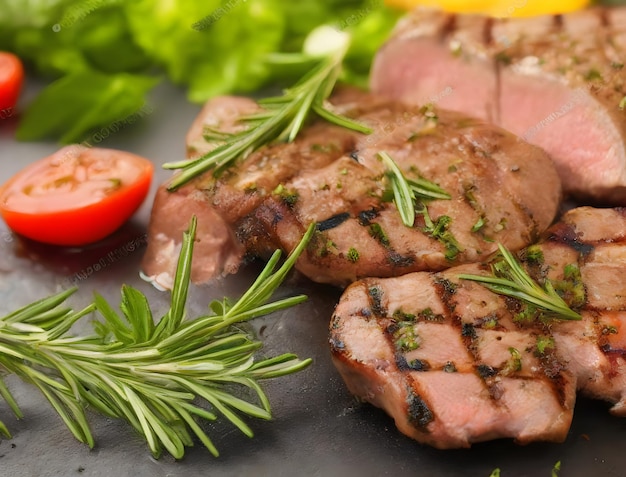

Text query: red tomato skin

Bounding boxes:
[0,52,24,116]
[0,147,154,246]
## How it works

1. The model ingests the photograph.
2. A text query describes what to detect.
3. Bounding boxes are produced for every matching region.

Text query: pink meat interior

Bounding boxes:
[371,37,626,201]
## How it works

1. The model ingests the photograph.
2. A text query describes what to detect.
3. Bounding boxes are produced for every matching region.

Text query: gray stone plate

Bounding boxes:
[0,82,624,477]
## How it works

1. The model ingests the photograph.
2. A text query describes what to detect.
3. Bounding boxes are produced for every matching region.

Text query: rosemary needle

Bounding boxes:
[0,219,315,458]
[458,243,582,321]
[163,27,372,191]
[378,151,450,227]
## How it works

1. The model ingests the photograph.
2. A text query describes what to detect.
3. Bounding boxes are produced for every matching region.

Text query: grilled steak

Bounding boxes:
[141,90,561,290]
[370,7,626,204]
[330,206,626,449]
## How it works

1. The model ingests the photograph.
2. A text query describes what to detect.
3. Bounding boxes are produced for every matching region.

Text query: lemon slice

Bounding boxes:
[386,0,591,17]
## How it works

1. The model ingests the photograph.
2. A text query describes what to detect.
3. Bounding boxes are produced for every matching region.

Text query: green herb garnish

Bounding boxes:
[164,27,371,190]
[377,151,451,227]
[504,347,522,373]
[459,244,582,321]
[368,223,390,246]
[392,322,420,352]
[536,335,555,355]
[0,219,315,459]
[584,68,603,81]
[552,263,586,309]
[347,247,360,263]
[273,183,299,206]
[471,216,485,233]
[417,204,463,261]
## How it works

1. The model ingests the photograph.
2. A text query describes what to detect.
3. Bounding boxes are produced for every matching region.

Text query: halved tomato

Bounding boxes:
[0,146,154,246]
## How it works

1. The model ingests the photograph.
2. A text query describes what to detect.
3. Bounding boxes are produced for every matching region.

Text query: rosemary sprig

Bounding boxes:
[378,151,450,227]
[0,219,315,458]
[164,27,372,190]
[458,243,582,321]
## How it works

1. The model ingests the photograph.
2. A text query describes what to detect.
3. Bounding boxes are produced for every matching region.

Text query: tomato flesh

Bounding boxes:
[0,146,154,246]
[0,52,24,118]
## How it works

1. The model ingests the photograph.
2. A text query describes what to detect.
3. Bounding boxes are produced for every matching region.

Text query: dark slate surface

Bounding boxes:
[0,81,624,477]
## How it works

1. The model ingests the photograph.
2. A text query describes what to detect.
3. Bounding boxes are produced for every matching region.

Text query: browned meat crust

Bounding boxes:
[330,206,626,449]
[371,6,626,203]
[142,90,561,289]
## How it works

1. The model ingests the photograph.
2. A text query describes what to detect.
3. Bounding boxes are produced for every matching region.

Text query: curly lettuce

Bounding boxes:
[0,0,401,143]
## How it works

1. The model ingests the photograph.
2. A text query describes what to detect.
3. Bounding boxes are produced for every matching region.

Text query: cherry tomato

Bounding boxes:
[0,52,24,119]
[0,146,154,246]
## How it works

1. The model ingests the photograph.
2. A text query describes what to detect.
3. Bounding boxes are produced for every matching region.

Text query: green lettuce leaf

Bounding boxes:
[2,0,402,143]
[16,70,159,144]
[5,1,149,77]
[124,0,286,102]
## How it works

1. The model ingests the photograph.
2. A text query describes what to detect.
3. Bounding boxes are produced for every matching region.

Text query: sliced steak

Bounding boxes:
[330,206,626,449]
[142,90,561,290]
[370,7,626,204]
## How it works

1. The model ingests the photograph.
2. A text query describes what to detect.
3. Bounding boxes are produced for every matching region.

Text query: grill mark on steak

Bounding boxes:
[397,356,431,372]
[598,7,610,27]
[476,363,496,378]
[362,217,418,269]
[387,250,416,268]
[456,132,545,240]
[316,212,351,231]
[482,17,494,46]
[602,345,626,357]
[406,379,435,429]
[546,222,595,256]
[368,284,386,317]
[357,208,379,225]
[440,14,458,40]
[493,52,503,125]
[330,206,626,448]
